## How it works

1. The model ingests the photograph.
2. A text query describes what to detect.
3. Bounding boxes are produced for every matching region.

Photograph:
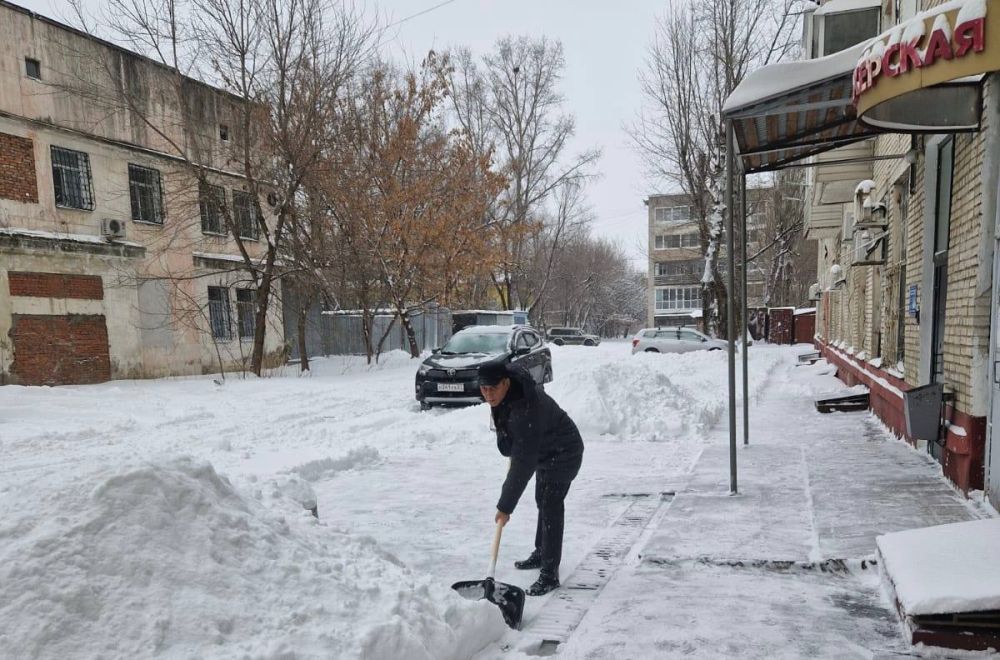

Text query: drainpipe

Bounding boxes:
[726,119,738,495]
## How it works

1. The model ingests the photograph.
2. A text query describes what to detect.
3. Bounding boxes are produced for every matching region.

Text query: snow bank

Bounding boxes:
[877,518,1000,616]
[0,458,504,659]
[548,348,782,442]
[291,446,383,482]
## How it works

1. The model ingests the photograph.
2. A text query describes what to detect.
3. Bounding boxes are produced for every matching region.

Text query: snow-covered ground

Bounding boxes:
[0,341,784,658]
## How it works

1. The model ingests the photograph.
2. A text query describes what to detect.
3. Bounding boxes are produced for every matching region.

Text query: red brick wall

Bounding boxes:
[8,272,104,300]
[9,314,111,385]
[0,132,38,203]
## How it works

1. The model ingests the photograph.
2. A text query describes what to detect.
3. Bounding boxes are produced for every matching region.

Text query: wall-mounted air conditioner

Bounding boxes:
[101,218,126,240]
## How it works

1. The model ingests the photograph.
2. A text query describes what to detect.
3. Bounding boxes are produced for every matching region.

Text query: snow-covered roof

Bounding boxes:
[723,41,869,115]
[814,0,882,17]
[794,308,817,316]
[878,519,1000,615]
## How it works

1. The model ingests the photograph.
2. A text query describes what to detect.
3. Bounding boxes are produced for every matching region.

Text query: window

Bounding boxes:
[128,164,164,224]
[219,124,230,141]
[823,9,880,56]
[200,183,226,234]
[679,329,704,343]
[655,260,701,277]
[25,57,41,80]
[51,146,94,210]
[654,206,690,224]
[208,286,233,340]
[236,289,255,340]
[232,190,260,240]
[655,286,701,311]
[654,233,699,250]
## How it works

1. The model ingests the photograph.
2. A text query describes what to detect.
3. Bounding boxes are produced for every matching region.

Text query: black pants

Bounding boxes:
[533,479,573,577]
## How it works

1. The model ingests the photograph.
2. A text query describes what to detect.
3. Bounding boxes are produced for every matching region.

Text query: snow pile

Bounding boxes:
[291,446,383,482]
[548,348,782,442]
[877,518,1000,616]
[0,458,504,659]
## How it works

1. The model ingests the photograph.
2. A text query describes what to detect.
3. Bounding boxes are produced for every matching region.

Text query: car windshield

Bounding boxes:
[440,332,510,354]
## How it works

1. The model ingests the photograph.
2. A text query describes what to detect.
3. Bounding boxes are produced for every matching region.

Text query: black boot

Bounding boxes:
[527,572,560,596]
[514,549,542,570]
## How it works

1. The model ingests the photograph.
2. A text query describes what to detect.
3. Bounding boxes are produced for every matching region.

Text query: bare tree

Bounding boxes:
[631,0,799,337]
[449,37,600,311]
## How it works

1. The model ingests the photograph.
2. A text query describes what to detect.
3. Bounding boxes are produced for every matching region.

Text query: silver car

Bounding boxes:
[631,327,728,354]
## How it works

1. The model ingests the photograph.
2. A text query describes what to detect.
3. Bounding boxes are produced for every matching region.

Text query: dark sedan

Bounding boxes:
[415,325,552,409]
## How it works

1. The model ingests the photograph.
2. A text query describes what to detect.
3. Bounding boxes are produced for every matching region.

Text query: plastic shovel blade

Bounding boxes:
[451,577,525,629]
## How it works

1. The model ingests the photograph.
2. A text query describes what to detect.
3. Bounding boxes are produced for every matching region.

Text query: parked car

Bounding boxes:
[546,327,601,346]
[631,327,728,354]
[415,325,552,409]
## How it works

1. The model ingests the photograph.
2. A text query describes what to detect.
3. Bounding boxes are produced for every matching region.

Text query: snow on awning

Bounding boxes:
[722,41,876,173]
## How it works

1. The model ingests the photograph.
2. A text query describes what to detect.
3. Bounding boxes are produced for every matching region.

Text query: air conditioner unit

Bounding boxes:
[852,229,886,267]
[808,283,821,301]
[101,218,127,240]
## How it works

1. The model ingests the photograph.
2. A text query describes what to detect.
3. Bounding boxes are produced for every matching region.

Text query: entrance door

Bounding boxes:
[928,137,954,464]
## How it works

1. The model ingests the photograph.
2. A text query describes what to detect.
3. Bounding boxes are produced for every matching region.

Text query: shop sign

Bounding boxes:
[908,284,919,317]
[854,0,1000,131]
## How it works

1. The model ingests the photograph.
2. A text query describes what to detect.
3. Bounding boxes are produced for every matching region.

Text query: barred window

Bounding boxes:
[51,146,94,210]
[207,286,232,340]
[128,164,164,224]
[655,286,701,311]
[200,183,226,234]
[236,288,255,340]
[654,233,699,249]
[232,190,260,240]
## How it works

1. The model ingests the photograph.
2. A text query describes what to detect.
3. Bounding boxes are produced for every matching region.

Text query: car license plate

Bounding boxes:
[437,383,464,392]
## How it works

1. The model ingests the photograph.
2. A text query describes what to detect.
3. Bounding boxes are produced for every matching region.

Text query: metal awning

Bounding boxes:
[722,42,874,174]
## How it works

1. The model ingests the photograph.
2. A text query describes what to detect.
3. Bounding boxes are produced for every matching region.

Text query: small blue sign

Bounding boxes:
[907,284,919,316]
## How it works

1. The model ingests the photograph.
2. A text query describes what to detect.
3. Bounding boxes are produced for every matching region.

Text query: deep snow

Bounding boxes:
[0,342,780,658]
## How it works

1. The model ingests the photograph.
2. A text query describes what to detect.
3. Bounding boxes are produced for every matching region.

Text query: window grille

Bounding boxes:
[236,289,255,340]
[128,164,164,224]
[207,286,233,340]
[51,146,94,210]
[200,183,226,234]
[232,191,260,240]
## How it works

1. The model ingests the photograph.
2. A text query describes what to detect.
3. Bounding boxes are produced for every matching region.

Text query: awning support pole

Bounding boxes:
[741,172,749,447]
[726,119,738,495]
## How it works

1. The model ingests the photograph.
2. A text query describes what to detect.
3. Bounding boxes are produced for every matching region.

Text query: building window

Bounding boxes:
[236,289,256,339]
[207,286,233,340]
[219,124,230,141]
[51,146,94,210]
[128,164,164,224]
[25,57,41,80]
[654,206,690,224]
[655,260,702,277]
[655,286,702,311]
[823,8,880,56]
[232,190,260,240]
[654,233,699,249]
[200,183,226,234]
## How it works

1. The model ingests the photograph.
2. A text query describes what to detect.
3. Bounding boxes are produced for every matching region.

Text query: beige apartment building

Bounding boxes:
[0,1,285,384]
[645,191,773,330]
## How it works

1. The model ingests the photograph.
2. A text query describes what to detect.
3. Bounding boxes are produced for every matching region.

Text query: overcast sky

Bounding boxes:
[19,0,670,268]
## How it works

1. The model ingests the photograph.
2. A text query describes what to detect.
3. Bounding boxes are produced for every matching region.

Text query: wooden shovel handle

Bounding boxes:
[487,521,504,578]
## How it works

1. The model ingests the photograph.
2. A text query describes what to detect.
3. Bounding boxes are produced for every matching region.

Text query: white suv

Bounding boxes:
[631,327,728,354]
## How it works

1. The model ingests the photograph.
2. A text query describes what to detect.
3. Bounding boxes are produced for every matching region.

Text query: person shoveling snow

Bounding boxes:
[480,360,585,596]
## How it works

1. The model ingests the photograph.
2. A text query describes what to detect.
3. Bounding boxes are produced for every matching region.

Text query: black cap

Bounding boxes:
[477,360,509,386]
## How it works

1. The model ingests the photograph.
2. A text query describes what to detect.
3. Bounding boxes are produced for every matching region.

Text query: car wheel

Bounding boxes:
[419,401,432,411]
[584,339,595,346]
[553,339,564,346]
[644,348,660,353]
[543,365,553,383]
[708,347,722,352]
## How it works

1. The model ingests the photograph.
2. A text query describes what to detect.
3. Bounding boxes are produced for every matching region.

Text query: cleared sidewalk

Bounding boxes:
[556,354,986,659]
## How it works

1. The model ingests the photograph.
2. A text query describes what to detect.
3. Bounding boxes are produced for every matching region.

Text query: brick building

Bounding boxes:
[725,0,1000,503]
[0,1,285,385]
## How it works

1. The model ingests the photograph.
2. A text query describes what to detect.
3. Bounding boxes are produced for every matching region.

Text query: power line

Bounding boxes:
[385,0,459,29]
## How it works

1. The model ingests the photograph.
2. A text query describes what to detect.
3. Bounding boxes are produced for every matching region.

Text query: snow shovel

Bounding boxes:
[451,522,526,630]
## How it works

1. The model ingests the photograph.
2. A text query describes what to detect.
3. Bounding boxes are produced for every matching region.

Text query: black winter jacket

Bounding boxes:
[492,364,584,514]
